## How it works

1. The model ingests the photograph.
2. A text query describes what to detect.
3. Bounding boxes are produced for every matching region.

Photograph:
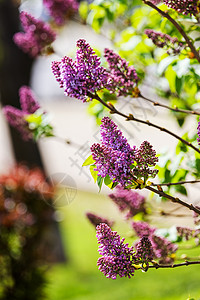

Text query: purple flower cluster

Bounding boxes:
[109,186,146,219]
[132,221,156,237]
[133,141,158,180]
[100,117,133,154]
[43,0,79,25]
[197,118,200,145]
[145,29,184,55]
[135,236,154,267]
[91,118,158,186]
[151,235,177,264]
[104,48,139,97]
[91,117,135,186]
[86,212,114,228]
[132,221,178,264]
[52,39,109,101]
[96,223,135,279]
[163,0,198,16]
[3,86,40,141]
[13,11,56,57]
[176,226,194,240]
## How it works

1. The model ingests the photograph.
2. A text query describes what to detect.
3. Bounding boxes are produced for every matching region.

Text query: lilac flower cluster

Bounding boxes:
[176,226,200,245]
[104,48,139,97]
[43,0,79,25]
[145,29,184,55]
[3,86,40,141]
[132,221,156,237]
[151,235,177,264]
[52,39,109,101]
[96,223,135,279]
[135,236,154,267]
[133,141,159,180]
[91,117,135,186]
[176,226,193,240]
[197,118,200,145]
[13,11,56,57]
[163,0,198,16]
[132,221,178,264]
[86,212,114,228]
[109,186,146,219]
[91,118,158,186]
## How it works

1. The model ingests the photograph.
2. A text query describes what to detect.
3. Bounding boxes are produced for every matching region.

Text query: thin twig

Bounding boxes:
[145,185,200,215]
[151,180,200,187]
[148,260,200,269]
[143,0,200,63]
[92,93,200,155]
[140,93,200,116]
[52,135,81,149]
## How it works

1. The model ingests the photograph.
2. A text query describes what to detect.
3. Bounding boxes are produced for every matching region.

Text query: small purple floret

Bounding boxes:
[163,0,198,16]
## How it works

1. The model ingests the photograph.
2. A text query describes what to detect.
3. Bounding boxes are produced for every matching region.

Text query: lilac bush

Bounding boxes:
[2,0,200,288]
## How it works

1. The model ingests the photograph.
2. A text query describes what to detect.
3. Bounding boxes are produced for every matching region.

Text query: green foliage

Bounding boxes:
[25,111,54,140]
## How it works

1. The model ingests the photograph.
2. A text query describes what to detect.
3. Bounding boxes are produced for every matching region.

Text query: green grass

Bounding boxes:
[45,190,200,300]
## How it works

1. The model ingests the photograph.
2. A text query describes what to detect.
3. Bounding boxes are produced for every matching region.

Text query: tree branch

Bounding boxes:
[143,0,200,63]
[140,93,200,116]
[148,260,200,270]
[92,93,200,155]
[152,180,200,187]
[145,185,200,215]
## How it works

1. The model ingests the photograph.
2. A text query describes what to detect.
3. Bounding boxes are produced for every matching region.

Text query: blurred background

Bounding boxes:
[0,0,200,299]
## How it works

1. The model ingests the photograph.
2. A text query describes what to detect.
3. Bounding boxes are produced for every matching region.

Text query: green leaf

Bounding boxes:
[97,176,103,192]
[111,182,118,189]
[89,165,98,183]
[79,1,89,21]
[25,114,42,125]
[174,185,187,196]
[175,76,183,96]
[104,175,112,186]
[82,155,94,166]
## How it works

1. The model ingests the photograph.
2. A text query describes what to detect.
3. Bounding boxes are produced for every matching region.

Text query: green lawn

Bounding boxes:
[45,190,200,300]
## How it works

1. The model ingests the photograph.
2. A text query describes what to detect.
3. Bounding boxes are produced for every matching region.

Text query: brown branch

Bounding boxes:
[52,135,81,149]
[151,180,200,187]
[145,185,200,215]
[143,0,200,63]
[140,94,200,116]
[92,93,200,155]
[148,260,200,270]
